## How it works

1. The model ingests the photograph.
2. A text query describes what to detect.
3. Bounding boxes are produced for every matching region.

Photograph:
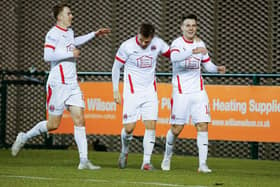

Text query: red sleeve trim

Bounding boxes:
[202,57,210,63]
[45,44,55,50]
[161,49,170,58]
[115,56,125,64]
[170,49,180,53]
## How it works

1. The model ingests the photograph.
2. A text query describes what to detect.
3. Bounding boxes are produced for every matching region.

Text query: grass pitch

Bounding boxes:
[0,149,279,187]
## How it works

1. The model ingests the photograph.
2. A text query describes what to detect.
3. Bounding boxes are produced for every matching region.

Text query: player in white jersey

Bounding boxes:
[112,23,170,170]
[161,14,226,173]
[11,3,110,170]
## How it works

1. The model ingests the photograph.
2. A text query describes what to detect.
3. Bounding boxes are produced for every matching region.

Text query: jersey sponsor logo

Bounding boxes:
[66,43,75,52]
[185,56,200,69]
[136,55,153,68]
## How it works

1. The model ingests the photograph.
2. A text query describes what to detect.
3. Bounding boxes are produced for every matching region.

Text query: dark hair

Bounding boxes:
[181,14,197,24]
[139,23,155,38]
[53,3,70,20]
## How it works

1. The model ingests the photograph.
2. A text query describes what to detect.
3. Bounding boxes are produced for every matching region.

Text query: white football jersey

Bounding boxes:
[44,25,77,84]
[115,36,169,93]
[171,36,211,94]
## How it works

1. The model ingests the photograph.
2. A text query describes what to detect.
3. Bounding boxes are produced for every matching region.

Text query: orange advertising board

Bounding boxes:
[51,82,280,142]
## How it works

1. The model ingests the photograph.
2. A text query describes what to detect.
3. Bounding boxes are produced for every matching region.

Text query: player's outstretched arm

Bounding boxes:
[217,66,226,74]
[95,28,111,37]
[74,28,110,46]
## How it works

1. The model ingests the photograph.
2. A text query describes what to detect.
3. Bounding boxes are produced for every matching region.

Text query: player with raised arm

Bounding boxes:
[11,3,110,170]
[112,23,170,170]
[161,14,225,173]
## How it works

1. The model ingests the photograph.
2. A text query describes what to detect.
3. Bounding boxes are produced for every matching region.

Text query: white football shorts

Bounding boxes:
[170,90,211,125]
[46,82,85,115]
[122,90,158,124]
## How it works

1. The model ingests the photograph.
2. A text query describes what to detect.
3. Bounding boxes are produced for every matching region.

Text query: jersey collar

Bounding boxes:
[55,25,68,32]
[135,35,140,46]
[182,36,193,44]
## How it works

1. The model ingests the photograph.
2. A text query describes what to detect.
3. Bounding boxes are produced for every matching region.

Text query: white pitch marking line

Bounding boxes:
[127,181,207,187]
[0,175,207,187]
[1,175,54,180]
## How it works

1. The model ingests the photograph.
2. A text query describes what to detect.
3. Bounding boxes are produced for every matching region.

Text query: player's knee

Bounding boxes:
[47,115,62,131]
[125,127,134,134]
[72,116,85,126]
[47,122,59,131]
[171,126,183,136]
[144,120,156,130]
[196,123,208,131]
[172,130,180,136]
[74,121,85,127]
[123,123,136,134]
[49,126,58,131]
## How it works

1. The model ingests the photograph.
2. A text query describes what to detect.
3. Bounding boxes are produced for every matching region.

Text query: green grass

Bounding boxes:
[0,149,279,187]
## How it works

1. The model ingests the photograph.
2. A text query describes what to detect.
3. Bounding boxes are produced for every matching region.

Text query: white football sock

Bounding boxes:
[74,126,88,163]
[143,129,156,164]
[197,131,208,166]
[24,120,48,142]
[121,128,132,154]
[164,129,176,159]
